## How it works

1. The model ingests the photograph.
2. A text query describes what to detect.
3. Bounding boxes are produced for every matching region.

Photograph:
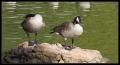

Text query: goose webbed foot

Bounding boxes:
[62,45,71,50]
[70,45,76,50]
[34,40,40,45]
[28,41,35,46]
[62,44,76,50]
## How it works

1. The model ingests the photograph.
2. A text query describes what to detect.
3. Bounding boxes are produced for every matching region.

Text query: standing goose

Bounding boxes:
[50,16,83,50]
[21,14,45,46]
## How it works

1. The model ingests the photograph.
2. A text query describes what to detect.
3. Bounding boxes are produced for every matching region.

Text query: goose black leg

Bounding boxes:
[26,32,34,46]
[64,38,67,47]
[63,38,68,49]
[34,33,39,45]
[71,39,75,49]
[63,38,71,50]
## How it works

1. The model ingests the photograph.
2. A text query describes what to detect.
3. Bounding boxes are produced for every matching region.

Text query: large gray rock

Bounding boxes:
[2,41,108,64]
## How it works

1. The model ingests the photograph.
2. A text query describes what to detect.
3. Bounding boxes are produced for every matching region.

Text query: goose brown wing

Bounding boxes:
[53,22,70,34]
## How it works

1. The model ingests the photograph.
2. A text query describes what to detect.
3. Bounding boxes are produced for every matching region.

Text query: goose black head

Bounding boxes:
[73,16,83,25]
[25,14,36,18]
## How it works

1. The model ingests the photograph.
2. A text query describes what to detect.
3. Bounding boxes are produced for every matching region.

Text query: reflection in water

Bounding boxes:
[5,2,16,5]
[50,2,59,10]
[5,2,17,13]
[79,2,91,12]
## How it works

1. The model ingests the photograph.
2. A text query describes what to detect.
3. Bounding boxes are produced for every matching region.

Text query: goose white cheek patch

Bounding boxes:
[76,17,79,22]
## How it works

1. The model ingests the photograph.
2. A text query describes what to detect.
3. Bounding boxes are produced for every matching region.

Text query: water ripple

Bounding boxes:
[6,8,16,10]
[18,8,33,10]
[33,7,42,9]
[5,37,22,40]
[44,35,52,38]
[63,11,73,13]
[7,16,18,18]
[56,13,72,16]
[8,11,15,12]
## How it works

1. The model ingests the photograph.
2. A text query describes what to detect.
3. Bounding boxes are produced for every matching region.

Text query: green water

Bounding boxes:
[2,2,118,63]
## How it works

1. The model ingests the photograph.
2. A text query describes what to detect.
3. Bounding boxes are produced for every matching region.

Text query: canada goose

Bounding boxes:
[50,16,83,50]
[21,14,45,46]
